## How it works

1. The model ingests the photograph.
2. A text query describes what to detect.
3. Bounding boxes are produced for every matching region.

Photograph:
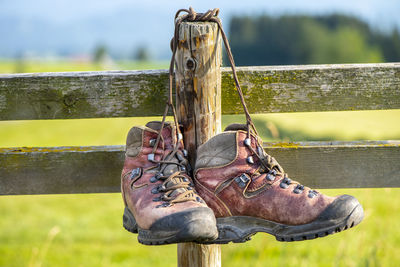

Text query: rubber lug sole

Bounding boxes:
[123,207,218,245]
[123,207,138,233]
[209,196,364,244]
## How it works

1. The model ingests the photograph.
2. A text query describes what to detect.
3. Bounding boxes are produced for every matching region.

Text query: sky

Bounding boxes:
[1,0,399,59]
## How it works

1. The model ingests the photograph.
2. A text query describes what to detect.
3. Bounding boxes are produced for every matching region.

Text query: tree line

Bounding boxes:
[228,14,400,66]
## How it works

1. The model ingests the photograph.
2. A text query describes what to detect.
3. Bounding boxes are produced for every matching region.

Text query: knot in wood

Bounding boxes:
[186,58,196,70]
[63,94,77,107]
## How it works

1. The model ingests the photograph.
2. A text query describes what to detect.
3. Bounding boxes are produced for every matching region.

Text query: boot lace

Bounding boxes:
[244,138,318,198]
[146,137,200,207]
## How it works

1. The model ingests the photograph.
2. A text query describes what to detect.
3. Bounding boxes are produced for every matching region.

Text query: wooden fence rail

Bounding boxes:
[1,63,399,120]
[1,141,399,195]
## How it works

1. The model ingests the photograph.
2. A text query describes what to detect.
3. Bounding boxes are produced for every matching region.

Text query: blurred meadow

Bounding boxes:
[1,1,400,266]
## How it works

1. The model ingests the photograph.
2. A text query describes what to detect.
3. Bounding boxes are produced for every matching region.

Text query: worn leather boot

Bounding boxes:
[121,121,218,245]
[194,124,364,243]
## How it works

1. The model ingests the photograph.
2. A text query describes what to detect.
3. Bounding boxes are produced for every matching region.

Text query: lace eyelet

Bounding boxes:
[266,170,277,181]
[129,167,142,180]
[150,176,158,183]
[244,138,251,147]
[280,177,292,189]
[247,156,254,164]
[280,182,289,189]
[153,197,161,202]
[308,190,318,198]
[266,173,275,181]
[235,174,251,188]
[293,185,304,194]
[147,153,155,161]
[151,186,159,194]
[149,139,156,147]
[282,177,292,184]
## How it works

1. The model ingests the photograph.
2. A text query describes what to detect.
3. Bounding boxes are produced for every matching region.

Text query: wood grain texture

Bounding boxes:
[1,141,399,195]
[1,63,399,120]
[175,21,222,164]
[177,242,221,267]
[175,21,222,267]
[0,70,170,120]
[222,63,400,114]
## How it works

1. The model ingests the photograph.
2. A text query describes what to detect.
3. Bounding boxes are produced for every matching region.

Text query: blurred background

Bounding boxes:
[1,0,399,266]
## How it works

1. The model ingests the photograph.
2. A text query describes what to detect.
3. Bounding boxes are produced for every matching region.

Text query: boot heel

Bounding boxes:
[123,207,138,233]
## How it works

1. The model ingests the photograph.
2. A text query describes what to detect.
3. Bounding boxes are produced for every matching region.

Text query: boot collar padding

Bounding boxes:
[224,123,248,132]
[125,122,177,157]
[195,131,238,170]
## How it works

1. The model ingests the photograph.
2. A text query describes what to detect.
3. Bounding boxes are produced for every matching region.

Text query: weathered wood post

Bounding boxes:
[175,21,222,267]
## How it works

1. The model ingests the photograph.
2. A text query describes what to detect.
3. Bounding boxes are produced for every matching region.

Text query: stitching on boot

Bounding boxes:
[244,183,270,198]
[246,174,270,192]
[131,183,148,190]
[196,179,232,217]
[214,177,235,195]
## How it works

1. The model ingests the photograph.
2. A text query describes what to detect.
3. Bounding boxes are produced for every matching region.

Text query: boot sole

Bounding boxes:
[123,207,218,245]
[209,195,364,243]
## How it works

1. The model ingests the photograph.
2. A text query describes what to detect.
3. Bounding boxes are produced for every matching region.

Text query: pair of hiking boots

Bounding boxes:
[121,121,364,245]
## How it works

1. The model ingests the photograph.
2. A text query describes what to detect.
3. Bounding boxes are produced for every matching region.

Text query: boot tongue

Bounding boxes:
[146,121,174,131]
[163,158,180,176]
[146,121,178,149]
[224,123,248,132]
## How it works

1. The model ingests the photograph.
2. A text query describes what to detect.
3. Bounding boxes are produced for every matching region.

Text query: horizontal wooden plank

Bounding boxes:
[263,141,400,189]
[224,63,400,114]
[1,141,399,195]
[0,146,124,195]
[0,63,399,120]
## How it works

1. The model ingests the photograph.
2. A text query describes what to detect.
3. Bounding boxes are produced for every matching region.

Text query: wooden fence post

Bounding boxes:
[175,21,222,267]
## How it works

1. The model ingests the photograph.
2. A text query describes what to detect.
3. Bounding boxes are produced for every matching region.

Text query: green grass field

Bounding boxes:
[1,61,400,267]
[0,59,169,74]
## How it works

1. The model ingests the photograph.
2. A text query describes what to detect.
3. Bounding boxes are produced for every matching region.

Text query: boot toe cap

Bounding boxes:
[316,194,364,225]
[149,207,218,242]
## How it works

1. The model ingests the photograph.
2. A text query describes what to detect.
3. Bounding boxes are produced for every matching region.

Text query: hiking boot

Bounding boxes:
[121,121,218,245]
[194,124,364,243]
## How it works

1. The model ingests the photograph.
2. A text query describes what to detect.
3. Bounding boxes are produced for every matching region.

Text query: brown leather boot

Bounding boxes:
[194,124,364,243]
[121,121,218,245]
